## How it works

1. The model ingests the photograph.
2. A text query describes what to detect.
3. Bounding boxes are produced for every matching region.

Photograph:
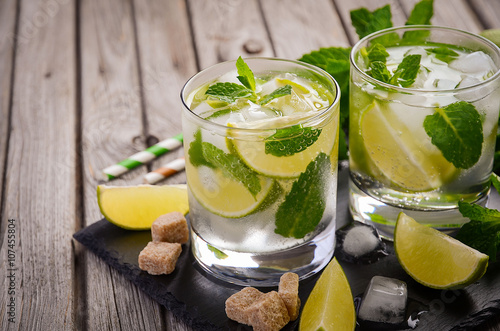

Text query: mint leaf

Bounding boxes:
[426,47,459,63]
[369,61,392,84]
[424,101,483,169]
[350,5,393,39]
[275,153,331,238]
[406,0,433,25]
[259,85,292,105]
[236,56,256,91]
[265,125,322,157]
[457,201,500,262]
[188,130,215,168]
[402,0,433,42]
[492,172,500,192]
[367,44,389,63]
[205,82,255,103]
[201,142,261,198]
[389,54,421,87]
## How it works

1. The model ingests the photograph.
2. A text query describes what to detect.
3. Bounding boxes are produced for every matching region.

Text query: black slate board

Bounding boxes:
[73,166,500,330]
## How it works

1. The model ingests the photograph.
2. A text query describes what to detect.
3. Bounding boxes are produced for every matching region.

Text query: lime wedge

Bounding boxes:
[97,184,189,230]
[186,161,278,218]
[299,258,356,331]
[229,113,338,178]
[394,212,489,289]
[361,101,456,191]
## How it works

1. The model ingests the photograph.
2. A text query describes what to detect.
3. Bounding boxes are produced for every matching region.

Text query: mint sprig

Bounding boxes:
[389,54,421,87]
[274,153,331,239]
[458,200,500,262]
[350,5,393,40]
[426,47,459,63]
[423,101,483,169]
[265,125,322,157]
[205,82,256,103]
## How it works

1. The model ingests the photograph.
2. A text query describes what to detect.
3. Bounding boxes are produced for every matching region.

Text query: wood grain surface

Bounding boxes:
[0,0,499,330]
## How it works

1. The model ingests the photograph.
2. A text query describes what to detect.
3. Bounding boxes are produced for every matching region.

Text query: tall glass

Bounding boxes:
[181,58,340,286]
[349,26,500,239]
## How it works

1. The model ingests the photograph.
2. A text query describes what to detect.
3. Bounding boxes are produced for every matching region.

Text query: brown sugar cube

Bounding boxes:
[151,212,189,244]
[248,291,290,331]
[278,272,301,321]
[138,241,182,275]
[225,287,264,325]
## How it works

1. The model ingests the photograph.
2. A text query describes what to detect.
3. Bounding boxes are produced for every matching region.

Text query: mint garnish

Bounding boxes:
[367,44,389,63]
[274,153,331,239]
[205,82,256,103]
[204,57,292,106]
[236,56,256,91]
[369,61,392,84]
[406,0,433,25]
[389,54,421,87]
[201,142,261,198]
[457,200,500,262]
[259,85,292,105]
[426,47,459,63]
[424,101,483,169]
[265,125,322,157]
[188,130,215,168]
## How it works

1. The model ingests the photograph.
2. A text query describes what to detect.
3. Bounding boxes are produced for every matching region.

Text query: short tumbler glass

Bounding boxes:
[181,58,340,286]
[349,26,500,239]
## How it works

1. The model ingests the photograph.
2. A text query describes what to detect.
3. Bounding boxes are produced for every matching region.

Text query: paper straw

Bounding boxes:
[143,157,186,184]
[102,133,183,180]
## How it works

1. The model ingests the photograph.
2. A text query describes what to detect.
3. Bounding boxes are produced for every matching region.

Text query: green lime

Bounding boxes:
[361,100,456,191]
[299,258,356,331]
[97,184,188,230]
[394,212,489,289]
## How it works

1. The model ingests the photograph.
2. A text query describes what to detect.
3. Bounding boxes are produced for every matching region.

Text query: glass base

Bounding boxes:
[190,228,335,287]
[349,179,488,241]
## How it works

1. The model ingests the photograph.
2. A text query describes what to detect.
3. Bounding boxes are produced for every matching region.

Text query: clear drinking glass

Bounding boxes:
[349,26,500,239]
[181,58,340,286]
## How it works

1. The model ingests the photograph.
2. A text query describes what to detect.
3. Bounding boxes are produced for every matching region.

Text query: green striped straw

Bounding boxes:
[102,133,183,180]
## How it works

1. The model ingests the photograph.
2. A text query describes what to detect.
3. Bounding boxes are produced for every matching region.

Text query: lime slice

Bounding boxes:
[186,161,278,218]
[229,113,337,178]
[361,101,456,191]
[97,184,189,230]
[299,258,356,331]
[394,212,489,289]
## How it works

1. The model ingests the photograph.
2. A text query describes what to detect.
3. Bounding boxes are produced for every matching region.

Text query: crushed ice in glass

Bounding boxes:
[335,221,387,264]
[358,276,408,329]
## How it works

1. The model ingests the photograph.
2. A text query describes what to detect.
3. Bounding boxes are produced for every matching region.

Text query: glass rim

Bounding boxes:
[350,25,500,94]
[180,57,340,133]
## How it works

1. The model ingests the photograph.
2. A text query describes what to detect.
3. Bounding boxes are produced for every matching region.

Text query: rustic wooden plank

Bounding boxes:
[469,0,500,29]
[188,0,274,69]
[0,0,16,212]
[79,0,164,330]
[400,0,483,33]
[0,0,77,330]
[333,0,407,45]
[133,0,196,185]
[260,0,350,59]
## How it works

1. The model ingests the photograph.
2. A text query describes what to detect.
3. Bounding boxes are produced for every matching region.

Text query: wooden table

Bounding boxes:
[1,0,499,330]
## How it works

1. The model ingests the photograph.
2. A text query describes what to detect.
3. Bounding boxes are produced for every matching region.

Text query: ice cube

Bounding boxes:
[456,75,481,89]
[217,69,240,84]
[449,51,496,75]
[358,276,408,328]
[335,221,387,264]
[404,46,428,58]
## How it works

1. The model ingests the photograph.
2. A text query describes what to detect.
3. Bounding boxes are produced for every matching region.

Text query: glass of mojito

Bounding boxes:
[181,57,340,286]
[349,26,500,239]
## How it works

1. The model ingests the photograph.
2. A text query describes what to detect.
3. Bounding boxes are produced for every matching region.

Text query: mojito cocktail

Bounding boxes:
[349,26,500,239]
[181,58,340,285]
